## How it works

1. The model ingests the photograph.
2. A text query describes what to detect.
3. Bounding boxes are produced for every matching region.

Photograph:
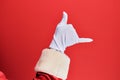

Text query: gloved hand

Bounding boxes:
[49,11,93,53]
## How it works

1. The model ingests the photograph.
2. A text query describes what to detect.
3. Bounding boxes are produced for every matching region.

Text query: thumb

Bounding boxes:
[78,38,93,43]
[59,11,68,24]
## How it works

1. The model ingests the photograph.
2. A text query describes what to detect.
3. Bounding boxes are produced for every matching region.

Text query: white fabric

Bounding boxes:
[49,11,93,53]
[35,48,70,80]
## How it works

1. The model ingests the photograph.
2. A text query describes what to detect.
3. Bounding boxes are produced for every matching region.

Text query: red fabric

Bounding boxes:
[0,71,7,80]
[33,72,62,80]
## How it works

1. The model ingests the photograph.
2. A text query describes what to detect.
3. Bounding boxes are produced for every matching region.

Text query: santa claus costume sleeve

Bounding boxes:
[33,48,70,80]
[33,11,93,80]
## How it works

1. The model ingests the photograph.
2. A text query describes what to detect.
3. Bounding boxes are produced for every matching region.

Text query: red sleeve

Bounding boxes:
[33,72,62,80]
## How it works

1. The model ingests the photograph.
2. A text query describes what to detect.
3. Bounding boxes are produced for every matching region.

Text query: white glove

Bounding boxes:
[49,11,93,53]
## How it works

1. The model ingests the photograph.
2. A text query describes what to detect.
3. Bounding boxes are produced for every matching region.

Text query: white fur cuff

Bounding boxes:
[34,48,70,80]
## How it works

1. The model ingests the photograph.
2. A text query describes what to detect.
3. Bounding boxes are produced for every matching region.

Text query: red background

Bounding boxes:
[0,0,120,80]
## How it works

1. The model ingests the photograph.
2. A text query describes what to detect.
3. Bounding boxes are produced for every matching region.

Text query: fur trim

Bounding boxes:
[34,48,70,80]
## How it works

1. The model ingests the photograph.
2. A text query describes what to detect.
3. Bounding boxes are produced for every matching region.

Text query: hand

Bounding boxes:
[49,11,93,53]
